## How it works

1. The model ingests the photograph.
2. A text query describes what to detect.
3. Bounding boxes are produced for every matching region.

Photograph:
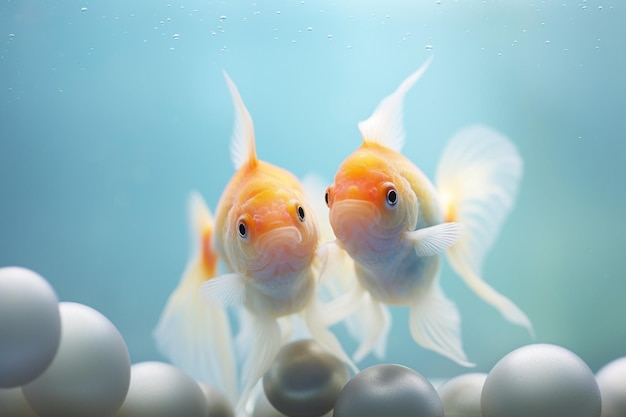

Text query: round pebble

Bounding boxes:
[198,382,235,417]
[21,302,131,417]
[437,373,487,417]
[113,361,209,417]
[251,388,332,417]
[0,266,61,388]
[333,364,443,417]
[263,339,349,417]
[595,356,626,417]
[481,343,601,417]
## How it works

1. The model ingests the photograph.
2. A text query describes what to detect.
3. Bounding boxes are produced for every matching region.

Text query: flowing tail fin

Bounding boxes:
[153,192,238,404]
[435,125,533,336]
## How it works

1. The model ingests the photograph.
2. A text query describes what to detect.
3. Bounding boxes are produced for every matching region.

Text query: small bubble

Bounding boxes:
[276,10,281,14]
[405,32,411,37]
[581,5,587,10]
[307,27,313,31]
[598,6,603,10]
[291,39,296,43]
[425,44,433,50]
[219,15,227,21]
[169,47,175,51]
[346,44,352,49]
[210,31,216,36]
[167,3,171,7]
[172,33,180,39]
[327,34,333,40]
[80,7,88,12]
[8,33,15,39]
[436,0,442,3]
[59,89,63,93]
[385,14,390,18]
[545,40,550,44]
[243,17,248,22]
[159,20,165,25]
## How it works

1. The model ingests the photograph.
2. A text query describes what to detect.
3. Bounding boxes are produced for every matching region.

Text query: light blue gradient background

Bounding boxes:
[1,0,625,379]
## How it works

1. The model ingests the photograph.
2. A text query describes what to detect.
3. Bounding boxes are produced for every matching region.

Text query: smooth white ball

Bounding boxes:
[481,343,601,417]
[0,266,61,388]
[437,373,487,417]
[596,356,626,417]
[113,361,209,417]
[21,302,131,417]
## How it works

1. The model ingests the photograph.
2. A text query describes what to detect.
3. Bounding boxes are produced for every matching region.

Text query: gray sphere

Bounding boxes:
[595,357,626,417]
[481,343,601,417]
[437,373,487,417]
[21,302,131,417]
[0,266,61,388]
[197,382,235,417]
[333,364,444,417]
[113,361,209,417]
[252,388,333,417]
[263,339,349,417]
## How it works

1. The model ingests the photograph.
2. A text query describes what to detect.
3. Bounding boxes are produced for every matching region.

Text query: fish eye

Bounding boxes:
[324,188,330,207]
[297,205,306,222]
[385,186,398,207]
[237,219,249,240]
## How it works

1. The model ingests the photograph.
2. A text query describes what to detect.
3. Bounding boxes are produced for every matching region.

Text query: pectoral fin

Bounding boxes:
[199,272,246,307]
[408,222,464,257]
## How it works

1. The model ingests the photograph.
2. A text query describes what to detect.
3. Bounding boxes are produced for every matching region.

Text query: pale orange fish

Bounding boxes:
[321,57,533,366]
[153,192,238,403]
[196,73,355,415]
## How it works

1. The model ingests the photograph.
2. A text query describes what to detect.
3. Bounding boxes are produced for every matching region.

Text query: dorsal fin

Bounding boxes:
[223,71,258,169]
[357,56,433,152]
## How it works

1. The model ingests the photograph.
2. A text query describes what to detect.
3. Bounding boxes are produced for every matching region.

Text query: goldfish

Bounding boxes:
[194,73,355,415]
[153,192,238,403]
[321,57,533,366]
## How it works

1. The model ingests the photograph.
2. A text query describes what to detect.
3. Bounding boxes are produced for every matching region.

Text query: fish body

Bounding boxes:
[153,192,238,403]
[199,73,354,416]
[322,57,533,366]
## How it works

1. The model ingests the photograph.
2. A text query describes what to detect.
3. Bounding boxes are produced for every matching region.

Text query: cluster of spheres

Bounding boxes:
[1,266,626,417]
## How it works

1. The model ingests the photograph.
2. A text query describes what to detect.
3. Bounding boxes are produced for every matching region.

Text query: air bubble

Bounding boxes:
[80,7,87,12]
[307,27,313,31]
[172,33,180,40]
[327,34,333,40]
[425,44,433,50]
[219,15,227,21]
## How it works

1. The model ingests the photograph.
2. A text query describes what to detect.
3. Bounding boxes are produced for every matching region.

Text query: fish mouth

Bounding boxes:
[330,199,381,241]
[250,226,311,278]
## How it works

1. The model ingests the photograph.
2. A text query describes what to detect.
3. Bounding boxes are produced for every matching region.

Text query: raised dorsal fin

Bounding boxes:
[223,71,258,169]
[357,56,433,152]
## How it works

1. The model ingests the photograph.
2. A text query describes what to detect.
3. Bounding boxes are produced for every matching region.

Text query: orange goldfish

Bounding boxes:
[196,73,355,415]
[321,57,533,366]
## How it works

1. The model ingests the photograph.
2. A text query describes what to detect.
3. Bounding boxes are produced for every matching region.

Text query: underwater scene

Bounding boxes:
[1,0,626,416]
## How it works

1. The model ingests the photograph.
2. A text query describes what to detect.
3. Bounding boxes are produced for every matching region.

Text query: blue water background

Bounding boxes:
[1,0,625,378]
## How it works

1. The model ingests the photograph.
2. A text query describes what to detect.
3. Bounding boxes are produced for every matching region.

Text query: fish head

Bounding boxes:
[226,187,319,283]
[325,146,418,257]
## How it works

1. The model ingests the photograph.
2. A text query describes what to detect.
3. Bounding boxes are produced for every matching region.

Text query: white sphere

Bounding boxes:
[21,302,131,417]
[113,361,209,417]
[596,357,626,417]
[437,373,487,417]
[481,344,601,417]
[0,266,61,388]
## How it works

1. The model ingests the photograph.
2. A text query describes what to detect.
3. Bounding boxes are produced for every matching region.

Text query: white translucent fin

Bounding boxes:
[304,298,359,374]
[409,283,474,367]
[223,71,257,170]
[199,272,246,307]
[408,222,464,257]
[351,293,391,363]
[153,192,238,403]
[235,316,281,417]
[357,56,433,151]
[435,125,533,335]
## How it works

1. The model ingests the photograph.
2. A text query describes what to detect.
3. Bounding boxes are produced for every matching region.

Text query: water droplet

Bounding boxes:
[80,7,88,12]
[307,26,313,31]
[425,44,433,50]
[172,33,180,40]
